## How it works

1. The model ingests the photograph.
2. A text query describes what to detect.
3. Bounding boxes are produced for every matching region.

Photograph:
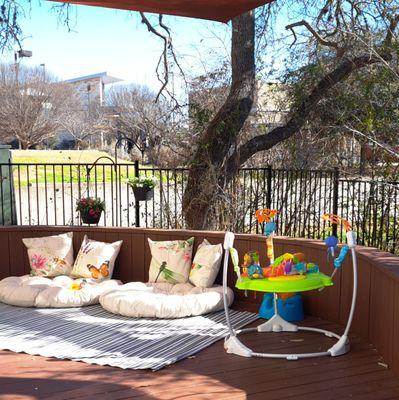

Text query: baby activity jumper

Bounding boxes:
[222,211,358,360]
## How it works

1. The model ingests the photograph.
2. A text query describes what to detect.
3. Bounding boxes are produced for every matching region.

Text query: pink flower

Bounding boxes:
[183,253,191,262]
[31,254,47,270]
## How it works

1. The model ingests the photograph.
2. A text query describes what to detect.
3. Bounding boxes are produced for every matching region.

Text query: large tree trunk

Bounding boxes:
[182,11,256,230]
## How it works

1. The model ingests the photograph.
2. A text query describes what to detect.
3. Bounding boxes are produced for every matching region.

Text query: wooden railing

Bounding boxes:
[0,226,398,375]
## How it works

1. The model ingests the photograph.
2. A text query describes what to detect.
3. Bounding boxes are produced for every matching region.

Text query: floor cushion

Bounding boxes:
[99,282,234,319]
[0,275,121,308]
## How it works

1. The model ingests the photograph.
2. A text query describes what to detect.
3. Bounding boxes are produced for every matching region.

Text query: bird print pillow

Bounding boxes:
[23,232,74,277]
[148,237,194,284]
[71,235,123,281]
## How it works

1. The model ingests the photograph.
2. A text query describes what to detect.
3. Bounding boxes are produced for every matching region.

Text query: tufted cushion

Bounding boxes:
[99,282,234,319]
[0,275,121,308]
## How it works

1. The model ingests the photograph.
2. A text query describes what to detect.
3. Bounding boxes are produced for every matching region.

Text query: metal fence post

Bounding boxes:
[134,160,140,227]
[266,165,272,209]
[332,167,339,237]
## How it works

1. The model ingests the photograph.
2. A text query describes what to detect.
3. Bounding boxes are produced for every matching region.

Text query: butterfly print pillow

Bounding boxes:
[71,235,122,281]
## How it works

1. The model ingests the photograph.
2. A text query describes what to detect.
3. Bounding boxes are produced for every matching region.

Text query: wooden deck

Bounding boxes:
[1,315,398,400]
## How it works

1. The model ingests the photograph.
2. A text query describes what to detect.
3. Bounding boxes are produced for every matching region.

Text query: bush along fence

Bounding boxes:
[0,161,398,255]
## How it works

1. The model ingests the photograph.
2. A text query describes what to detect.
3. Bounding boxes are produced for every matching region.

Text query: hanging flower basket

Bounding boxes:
[80,209,103,224]
[76,197,105,225]
[127,176,157,202]
[132,186,154,201]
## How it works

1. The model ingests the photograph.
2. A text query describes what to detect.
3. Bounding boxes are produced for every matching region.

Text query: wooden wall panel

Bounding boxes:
[392,281,399,376]
[114,232,133,282]
[339,254,371,336]
[130,232,145,282]
[0,231,9,279]
[9,230,29,276]
[369,268,395,367]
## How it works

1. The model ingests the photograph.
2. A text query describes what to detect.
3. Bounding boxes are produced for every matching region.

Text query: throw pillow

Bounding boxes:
[71,235,122,281]
[189,239,223,288]
[148,237,194,284]
[23,232,74,277]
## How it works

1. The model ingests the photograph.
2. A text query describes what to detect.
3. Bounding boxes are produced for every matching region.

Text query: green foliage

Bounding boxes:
[75,197,105,213]
[127,176,157,189]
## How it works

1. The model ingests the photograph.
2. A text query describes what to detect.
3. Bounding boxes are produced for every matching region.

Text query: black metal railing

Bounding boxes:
[0,162,398,254]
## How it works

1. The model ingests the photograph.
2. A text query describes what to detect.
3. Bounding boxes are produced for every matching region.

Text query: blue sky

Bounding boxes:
[4,1,231,92]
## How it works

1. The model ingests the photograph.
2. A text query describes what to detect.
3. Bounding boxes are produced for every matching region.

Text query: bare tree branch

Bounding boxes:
[286,19,342,53]
[139,12,185,104]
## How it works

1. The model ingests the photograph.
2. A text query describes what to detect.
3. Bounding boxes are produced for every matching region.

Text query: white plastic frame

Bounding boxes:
[222,231,358,360]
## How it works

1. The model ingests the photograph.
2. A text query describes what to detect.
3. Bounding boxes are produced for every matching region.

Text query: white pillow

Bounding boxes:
[148,237,194,284]
[189,239,223,288]
[71,235,122,281]
[22,232,74,277]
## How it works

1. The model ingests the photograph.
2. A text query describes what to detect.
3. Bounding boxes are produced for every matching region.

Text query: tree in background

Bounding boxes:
[0,63,73,149]
[59,100,110,150]
[107,84,190,166]
[182,2,399,229]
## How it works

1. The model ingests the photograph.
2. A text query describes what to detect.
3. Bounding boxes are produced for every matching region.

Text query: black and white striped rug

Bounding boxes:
[0,303,257,370]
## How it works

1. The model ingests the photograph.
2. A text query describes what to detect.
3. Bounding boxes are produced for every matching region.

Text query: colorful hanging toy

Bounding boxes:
[255,208,278,264]
[241,251,263,279]
[324,235,338,260]
[322,214,351,278]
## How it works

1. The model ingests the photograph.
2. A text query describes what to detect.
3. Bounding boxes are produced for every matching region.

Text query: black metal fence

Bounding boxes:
[0,162,398,254]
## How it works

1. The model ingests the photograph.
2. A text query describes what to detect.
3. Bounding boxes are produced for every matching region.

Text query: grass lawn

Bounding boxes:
[7,150,182,187]
[9,150,135,187]
[11,150,124,164]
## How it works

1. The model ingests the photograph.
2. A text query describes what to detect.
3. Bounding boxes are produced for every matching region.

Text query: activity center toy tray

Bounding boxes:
[235,272,333,293]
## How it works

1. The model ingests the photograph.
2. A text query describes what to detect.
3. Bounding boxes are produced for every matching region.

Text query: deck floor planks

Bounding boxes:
[0,315,398,400]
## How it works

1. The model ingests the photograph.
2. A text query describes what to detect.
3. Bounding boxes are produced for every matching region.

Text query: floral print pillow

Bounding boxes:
[71,235,123,281]
[23,232,74,277]
[189,239,223,288]
[148,238,194,284]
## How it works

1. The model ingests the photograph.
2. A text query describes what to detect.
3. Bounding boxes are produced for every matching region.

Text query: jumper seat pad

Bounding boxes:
[0,275,120,308]
[100,282,234,318]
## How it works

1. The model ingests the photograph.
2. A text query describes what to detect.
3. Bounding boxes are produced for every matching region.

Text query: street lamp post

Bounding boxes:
[14,49,33,83]
[40,63,46,80]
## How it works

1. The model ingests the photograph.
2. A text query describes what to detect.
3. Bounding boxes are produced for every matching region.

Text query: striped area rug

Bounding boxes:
[0,303,257,370]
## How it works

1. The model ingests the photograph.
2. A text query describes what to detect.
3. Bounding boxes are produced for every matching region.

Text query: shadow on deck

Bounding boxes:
[0,315,397,400]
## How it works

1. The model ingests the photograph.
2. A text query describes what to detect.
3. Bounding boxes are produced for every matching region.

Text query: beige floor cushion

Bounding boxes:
[99,282,234,319]
[0,275,121,308]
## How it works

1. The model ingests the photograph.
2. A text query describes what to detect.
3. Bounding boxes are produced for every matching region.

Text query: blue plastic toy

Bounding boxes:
[247,263,263,279]
[259,293,304,322]
[264,221,277,237]
[334,245,349,267]
[325,235,338,260]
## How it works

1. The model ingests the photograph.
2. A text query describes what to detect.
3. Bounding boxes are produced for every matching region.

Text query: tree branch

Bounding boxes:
[139,12,185,105]
[235,52,393,167]
[286,19,341,50]
[384,14,399,47]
